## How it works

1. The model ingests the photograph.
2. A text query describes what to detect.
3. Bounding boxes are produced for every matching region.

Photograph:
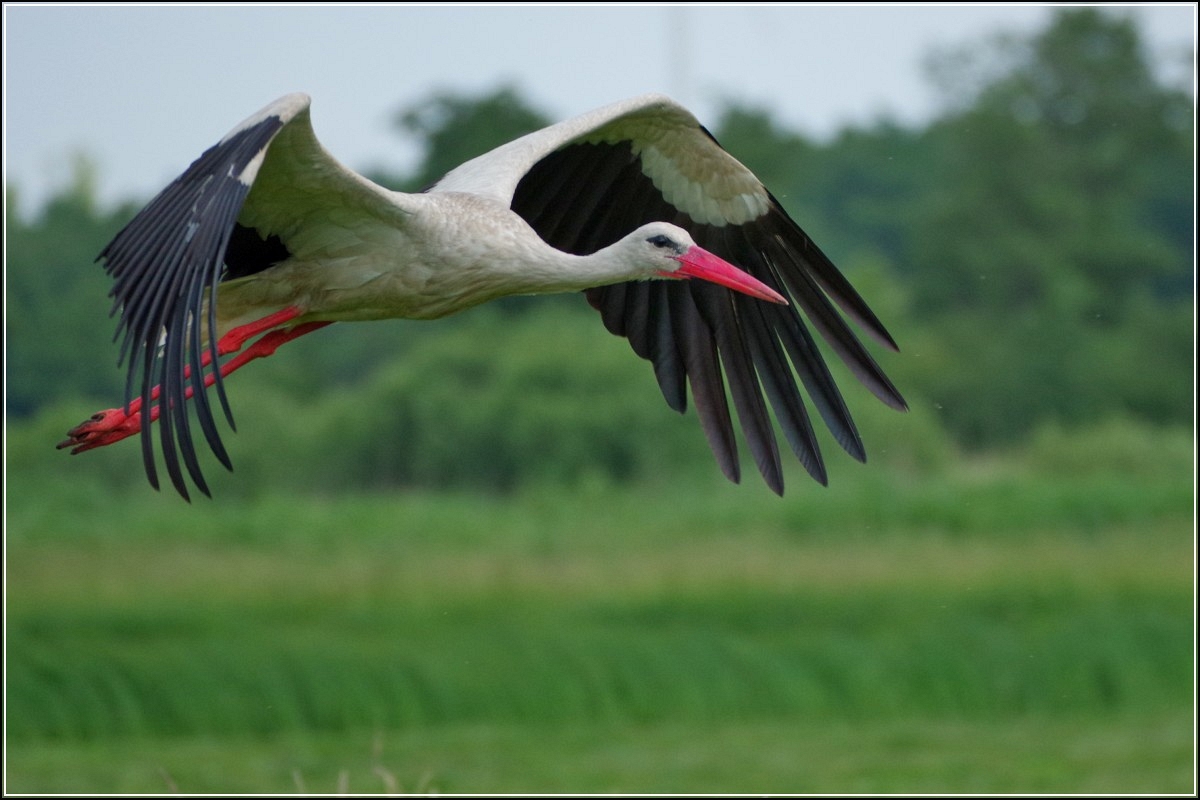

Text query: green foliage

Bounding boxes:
[5,162,135,416]
[1022,417,1195,479]
[915,9,1191,317]
[870,9,1191,445]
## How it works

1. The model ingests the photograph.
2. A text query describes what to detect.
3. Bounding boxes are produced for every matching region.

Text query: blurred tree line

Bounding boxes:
[5,9,1193,493]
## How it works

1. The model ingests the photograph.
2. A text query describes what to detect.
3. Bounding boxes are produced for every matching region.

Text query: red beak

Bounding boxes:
[663,245,788,305]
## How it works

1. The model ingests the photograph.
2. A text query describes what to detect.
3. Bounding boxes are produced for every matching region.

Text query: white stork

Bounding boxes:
[58,93,907,500]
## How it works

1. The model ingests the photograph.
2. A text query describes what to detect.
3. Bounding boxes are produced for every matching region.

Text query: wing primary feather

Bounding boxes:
[205,195,243,435]
[710,225,826,485]
[137,342,161,492]
[108,190,200,376]
[773,236,907,412]
[622,282,653,361]
[690,280,783,495]
[767,297,866,463]
[134,222,196,393]
[186,188,244,470]
[738,293,827,485]
[590,283,628,337]
[669,284,740,485]
[167,298,208,499]
[185,274,227,475]
[193,182,253,448]
[115,248,181,413]
[106,190,191,325]
[158,331,200,499]
[158,250,198,499]
[717,226,866,463]
[647,281,687,413]
[765,195,900,353]
[585,280,688,415]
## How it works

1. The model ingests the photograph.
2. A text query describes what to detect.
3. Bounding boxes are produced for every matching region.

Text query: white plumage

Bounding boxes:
[60,92,906,500]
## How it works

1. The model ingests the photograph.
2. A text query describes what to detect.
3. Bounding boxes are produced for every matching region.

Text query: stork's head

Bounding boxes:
[629,222,787,304]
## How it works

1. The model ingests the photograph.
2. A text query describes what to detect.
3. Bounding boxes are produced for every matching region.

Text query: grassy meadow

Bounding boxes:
[4,418,1196,793]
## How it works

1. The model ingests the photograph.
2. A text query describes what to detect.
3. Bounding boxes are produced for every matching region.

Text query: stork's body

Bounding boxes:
[60,92,906,500]
[220,192,712,326]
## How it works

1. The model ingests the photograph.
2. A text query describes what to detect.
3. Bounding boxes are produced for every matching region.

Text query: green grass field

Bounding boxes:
[5,425,1195,793]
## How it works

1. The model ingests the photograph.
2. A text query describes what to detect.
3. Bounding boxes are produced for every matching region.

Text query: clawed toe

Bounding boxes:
[57,408,142,453]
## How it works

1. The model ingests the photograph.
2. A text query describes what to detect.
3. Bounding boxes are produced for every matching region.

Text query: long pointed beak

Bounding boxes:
[664,246,788,305]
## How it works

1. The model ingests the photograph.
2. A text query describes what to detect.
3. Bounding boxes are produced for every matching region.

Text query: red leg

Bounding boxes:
[58,318,330,454]
[116,306,309,417]
[214,306,308,358]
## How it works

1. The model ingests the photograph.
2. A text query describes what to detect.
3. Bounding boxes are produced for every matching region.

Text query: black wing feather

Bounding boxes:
[99,114,286,499]
[670,284,741,485]
[714,223,827,484]
[770,228,906,412]
[512,136,905,494]
[691,280,783,493]
[646,281,688,413]
[739,294,827,485]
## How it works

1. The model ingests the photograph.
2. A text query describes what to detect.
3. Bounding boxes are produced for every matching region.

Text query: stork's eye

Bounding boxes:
[647,234,675,249]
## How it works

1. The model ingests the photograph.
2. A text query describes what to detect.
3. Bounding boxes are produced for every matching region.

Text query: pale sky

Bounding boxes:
[3,4,1195,215]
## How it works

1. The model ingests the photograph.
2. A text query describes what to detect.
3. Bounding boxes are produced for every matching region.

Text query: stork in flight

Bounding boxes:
[58,93,907,500]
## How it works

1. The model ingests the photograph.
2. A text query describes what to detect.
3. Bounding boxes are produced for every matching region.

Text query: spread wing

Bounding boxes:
[435,94,907,494]
[98,93,407,499]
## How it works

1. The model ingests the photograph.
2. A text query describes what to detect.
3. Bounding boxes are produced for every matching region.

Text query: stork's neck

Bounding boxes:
[480,239,657,311]
[417,192,648,297]
[514,238,645,294]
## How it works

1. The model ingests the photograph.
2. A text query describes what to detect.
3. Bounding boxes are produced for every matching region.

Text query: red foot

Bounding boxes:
[57,406,153,453]
[58,312,331,456]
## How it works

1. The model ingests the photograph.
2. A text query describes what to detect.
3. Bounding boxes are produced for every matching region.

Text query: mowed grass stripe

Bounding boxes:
[9,577,1191,739]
